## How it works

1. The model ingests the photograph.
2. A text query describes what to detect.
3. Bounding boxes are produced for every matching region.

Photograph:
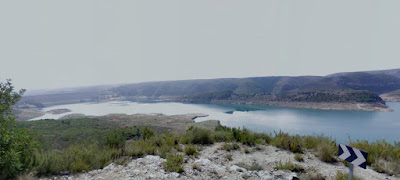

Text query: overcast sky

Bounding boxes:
[1,0,400,90]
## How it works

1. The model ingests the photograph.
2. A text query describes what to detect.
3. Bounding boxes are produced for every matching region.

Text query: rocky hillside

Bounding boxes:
[44,143,396,180]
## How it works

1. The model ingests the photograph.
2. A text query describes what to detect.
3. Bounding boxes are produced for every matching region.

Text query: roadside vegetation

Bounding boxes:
[1,80,400,179]
[274,160,304,172]
[13,123,399,178]
[334,171,364,180]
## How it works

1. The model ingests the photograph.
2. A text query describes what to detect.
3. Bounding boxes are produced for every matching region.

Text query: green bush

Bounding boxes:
[184,126,214,145]
[34,143,114,175]
[105,130,125,149]
[350,140,400,176]
[232,128,257,146]
[302,135,323,149]
[213,131,234,142]
[164,153,184,173]
[350,140,400,165]
[158,144,173,159]
[254,133,272,144]
[184,145,198,157]
[271,131,303,153]
[142,126,155,140]
[124,140,157,157]
[0,80,38,179]
[315,141,337,163]
[221,143,240,151]
[124,135,177,159]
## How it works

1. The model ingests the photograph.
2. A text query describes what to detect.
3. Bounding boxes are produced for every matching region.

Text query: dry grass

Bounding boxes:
[372,158,400,176]
[294,154,304,162]
[334,171,364,180]
[275,160,304,172]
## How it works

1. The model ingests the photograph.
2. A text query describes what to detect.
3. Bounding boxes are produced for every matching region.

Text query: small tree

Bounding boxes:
[0,79,38,179]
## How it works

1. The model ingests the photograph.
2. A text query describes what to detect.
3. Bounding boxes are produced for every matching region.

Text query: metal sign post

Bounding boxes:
[338,144,368,180]
[349,164,354,180]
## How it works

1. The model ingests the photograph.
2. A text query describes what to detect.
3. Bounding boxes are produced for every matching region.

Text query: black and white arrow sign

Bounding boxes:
[338,144,368,169]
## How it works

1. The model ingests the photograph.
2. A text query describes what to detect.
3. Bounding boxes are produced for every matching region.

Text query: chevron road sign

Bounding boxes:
[338,144,368,169]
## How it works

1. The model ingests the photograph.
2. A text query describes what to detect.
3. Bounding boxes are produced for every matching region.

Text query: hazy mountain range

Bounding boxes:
[19,68,400,110]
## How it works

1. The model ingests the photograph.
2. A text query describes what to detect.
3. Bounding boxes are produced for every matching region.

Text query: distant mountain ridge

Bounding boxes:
[19,68,400,111]
[328,68,400,78]
[109,68,400,98]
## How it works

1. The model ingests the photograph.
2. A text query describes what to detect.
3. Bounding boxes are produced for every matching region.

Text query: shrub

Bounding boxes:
[334,171,363,180]
[164,153,184,173]
[302,135,334,149]
[315,141,337,163]
[105,130,125,149]
[0,80,38,179]
[294,154,304,162]
[254,133,272,144]
[350,140,400,166]
[34,143,114,175]
[185,126,214,145]
[221,143,240,151]
[213,131,234,142]
[124,140,157,158]
[372,158,400,176]
[275,160,304,172]
[215,125,271,146]
[165,134,179,146]
[175,144,183,152]
[271,131,303,153]
[184,145,198,157]
[158,144,173,159]
[142,127,155,140]
[232,128,257,146]
[124,135,176,159]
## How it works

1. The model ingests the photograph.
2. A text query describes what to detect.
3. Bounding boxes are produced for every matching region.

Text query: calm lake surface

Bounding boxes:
[30,101,400,143]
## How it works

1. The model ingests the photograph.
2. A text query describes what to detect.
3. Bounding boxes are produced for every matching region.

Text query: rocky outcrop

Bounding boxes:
[44,143,397,180]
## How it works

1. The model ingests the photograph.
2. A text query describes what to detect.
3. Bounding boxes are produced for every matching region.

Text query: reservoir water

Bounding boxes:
[30,101,400,144]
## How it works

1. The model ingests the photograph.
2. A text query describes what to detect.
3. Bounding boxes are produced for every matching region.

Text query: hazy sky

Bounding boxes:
[1,1,400,90]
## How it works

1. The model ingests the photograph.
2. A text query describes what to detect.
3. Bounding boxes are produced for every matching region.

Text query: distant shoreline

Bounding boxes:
[207,100,393,112]
[14,99,393,122]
